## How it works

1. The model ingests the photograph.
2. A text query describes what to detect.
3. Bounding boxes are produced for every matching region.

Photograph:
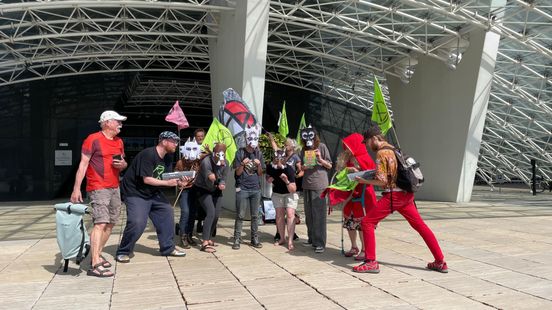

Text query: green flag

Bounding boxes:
[371,77,392,135]
[202,118,237,164]
[328,168,358,192]
[278,102,289,137]
[295,113,306,148]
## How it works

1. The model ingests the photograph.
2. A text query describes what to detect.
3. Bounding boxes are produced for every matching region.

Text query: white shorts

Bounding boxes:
[272,192,299,209]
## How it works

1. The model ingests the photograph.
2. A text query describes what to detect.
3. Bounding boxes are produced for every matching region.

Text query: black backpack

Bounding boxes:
[382,147,424,192]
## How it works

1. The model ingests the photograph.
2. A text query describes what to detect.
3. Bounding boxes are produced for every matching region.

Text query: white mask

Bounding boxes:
[245,124,260,148]
[180,138,200,160]
[214,151,225,166]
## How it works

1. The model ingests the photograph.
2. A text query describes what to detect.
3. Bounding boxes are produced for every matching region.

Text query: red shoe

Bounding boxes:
[344,247,359,257]
[427,261,448,273]
[352,260,380,273]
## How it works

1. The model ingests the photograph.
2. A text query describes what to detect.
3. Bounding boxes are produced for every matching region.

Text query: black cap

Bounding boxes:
[159,131,180,142]
[362,124,382,142]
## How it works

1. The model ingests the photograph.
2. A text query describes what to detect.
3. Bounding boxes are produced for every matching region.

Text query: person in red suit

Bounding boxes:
[325,133,377,260]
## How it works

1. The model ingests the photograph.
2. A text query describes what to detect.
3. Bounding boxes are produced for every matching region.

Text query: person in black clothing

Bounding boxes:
[193,143,229,253]
[116,131,190,263]
[267,150,298,251]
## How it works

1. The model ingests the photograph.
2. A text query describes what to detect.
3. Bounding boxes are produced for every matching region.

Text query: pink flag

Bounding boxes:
[165,101,189,130]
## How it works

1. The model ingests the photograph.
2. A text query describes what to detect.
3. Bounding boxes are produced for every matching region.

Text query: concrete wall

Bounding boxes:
[388,29,500,202]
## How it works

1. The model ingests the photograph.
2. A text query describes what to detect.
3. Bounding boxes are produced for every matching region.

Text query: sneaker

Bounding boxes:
[314,246,325,253]
[169,248,186,257]
[232,242,241,250]
[353,260,380,273]
[116,254,130,263]
[302,241,313,247]
[427,261,448,273]
[251,241,263,249]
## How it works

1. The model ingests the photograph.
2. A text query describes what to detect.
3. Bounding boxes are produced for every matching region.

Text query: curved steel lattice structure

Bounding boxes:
[0,0,550,188]
[0,0,230,84]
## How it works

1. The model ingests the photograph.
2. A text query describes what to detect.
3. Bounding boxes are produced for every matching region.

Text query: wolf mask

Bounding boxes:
[245,124,261,148]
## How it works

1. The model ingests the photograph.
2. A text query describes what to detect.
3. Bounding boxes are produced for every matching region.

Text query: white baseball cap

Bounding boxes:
[98,110,127,123]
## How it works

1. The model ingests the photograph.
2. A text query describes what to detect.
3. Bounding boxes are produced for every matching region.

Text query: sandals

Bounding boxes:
[344,247,359,257]
[352,261,380,274]
[200,244,216,253]
[354,251,366,261]
[87,262,114,277]
[100,255,112,268]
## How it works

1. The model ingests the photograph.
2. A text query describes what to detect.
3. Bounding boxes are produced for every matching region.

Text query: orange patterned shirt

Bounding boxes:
[375,143,397,189]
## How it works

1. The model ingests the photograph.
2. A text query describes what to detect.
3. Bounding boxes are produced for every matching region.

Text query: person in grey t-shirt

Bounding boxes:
[298,126,332,253]
[232,124,265,250]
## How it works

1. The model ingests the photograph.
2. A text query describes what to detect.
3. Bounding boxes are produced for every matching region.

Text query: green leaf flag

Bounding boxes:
[327,168,358,192]
[371,77,392,135]
[278,102,289,137]
[295,113,306,148]
[202,118,237,164]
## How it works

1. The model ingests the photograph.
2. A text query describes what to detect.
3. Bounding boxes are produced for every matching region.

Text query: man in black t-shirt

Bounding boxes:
[116,131,190,263]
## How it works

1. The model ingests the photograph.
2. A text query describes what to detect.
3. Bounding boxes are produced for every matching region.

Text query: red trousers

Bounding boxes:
[360,191,444,262]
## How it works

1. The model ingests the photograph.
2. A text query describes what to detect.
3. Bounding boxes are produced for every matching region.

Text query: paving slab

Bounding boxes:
[0,187,551,309]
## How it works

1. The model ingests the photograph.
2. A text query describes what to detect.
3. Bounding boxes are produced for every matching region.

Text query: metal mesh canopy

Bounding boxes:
[0,0,550,188]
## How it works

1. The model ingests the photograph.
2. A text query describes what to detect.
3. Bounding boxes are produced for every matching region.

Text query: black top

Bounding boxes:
[121,147,172,200]
[194,155,229,194]
[266,164,295,194]
[233,147,265,190]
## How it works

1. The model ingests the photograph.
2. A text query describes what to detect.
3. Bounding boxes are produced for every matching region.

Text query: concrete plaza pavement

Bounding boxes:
[1,187,552,309]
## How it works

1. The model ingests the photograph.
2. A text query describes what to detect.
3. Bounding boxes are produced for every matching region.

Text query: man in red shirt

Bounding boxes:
[71,110,128,277]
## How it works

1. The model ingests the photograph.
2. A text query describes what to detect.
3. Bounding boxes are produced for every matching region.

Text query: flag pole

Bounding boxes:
[177,126,181,158]
[390,122,401,150]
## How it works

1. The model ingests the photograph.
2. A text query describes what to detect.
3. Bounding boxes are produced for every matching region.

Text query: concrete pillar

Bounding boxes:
[387,28,501,202]
[208,0,269,211]
[209,0,269,120]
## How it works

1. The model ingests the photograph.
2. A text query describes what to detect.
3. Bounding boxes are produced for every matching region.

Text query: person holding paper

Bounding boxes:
[298,126,332,253]
[353,125,447,273]
[116,131,190,264]
[337,133,377,260]
[174,137,202,248]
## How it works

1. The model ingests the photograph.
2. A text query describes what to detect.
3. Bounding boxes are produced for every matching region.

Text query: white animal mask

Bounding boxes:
[245,124,261,148]
[180,138,200,160]
[214,151,226,166]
